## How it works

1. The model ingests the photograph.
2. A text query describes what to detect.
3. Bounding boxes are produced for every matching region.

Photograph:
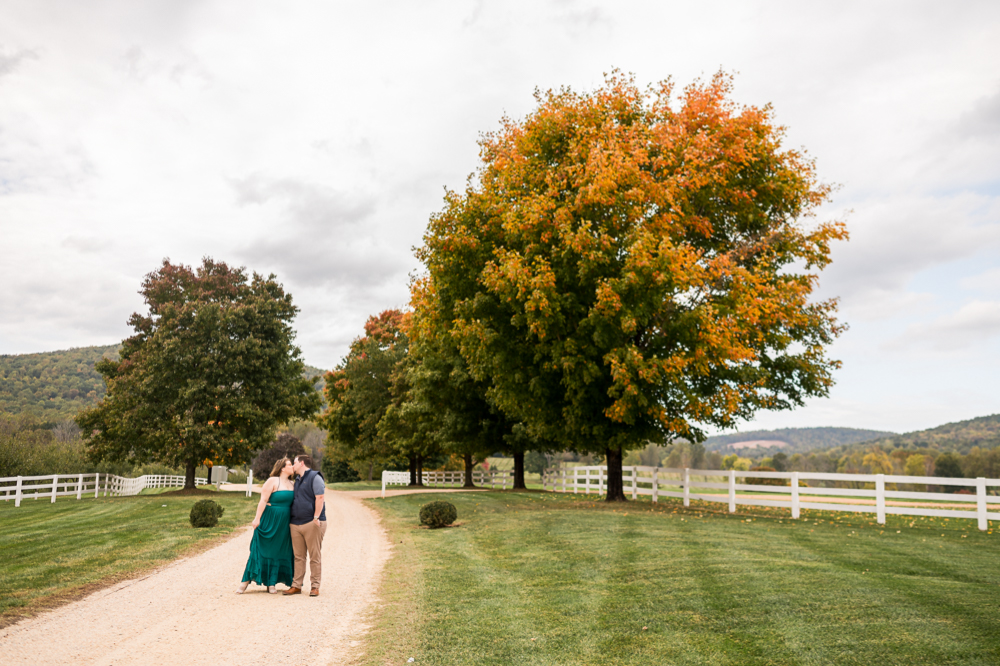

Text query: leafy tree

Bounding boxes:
[904,453,929,477]
[77,258,320,488]
[524,450,548,475]
[408,275,552,489]
[770,452,788,472]
[419,72,846,500]
[322,457,361,483]
[962,446,1000,479]
[862,449,895,475]
[318,311,430,483]
[934,452,964,490]
[250,432,307,480]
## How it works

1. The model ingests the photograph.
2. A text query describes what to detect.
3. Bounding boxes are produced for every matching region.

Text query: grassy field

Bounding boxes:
[0,490,256,627]
[361,490,1000,666]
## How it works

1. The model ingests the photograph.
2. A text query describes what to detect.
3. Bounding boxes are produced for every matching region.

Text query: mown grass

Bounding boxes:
[361,490,1000,666]
[327,480,385,491]
[0,490,256,626]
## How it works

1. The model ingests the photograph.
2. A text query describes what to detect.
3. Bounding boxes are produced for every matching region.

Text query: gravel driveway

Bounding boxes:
[0,490,393,665]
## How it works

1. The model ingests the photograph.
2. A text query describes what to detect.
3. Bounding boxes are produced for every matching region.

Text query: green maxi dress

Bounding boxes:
[241,489,295,587]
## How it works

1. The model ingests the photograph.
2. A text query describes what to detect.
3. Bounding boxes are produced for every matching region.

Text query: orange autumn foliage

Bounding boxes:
[416,71,847,497]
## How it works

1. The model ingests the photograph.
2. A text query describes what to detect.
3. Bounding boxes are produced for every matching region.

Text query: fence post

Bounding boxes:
[247,469,253,498]
[977,477,988,531]
[876,474,886,525]
[599,468,605,496]
[15,476,22,508]
[683,468,691,508]
[728,470,736,513]
[94,473,100,499]
[791,472,800,519]
[652,467,659,503]
[51,474,58,503]
[77,473,84,500]
[631,466,637,500]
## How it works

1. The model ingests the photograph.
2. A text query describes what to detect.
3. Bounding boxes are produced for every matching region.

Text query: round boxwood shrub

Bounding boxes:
[190,499,225,528]
[419,500,457,529]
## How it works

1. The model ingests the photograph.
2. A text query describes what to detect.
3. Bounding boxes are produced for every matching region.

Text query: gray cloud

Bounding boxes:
[957,84,1000,139]
[0,45,38,79]
[231,175,407,290]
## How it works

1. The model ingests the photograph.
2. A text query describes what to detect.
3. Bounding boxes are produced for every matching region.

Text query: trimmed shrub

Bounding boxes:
[190,499,225,528]
[419,500,457,529]
[745,466,789,486]
[322,458,361,483]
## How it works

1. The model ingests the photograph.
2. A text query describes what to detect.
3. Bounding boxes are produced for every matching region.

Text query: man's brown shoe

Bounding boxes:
[283,587,301,596]
[309,588,319,597]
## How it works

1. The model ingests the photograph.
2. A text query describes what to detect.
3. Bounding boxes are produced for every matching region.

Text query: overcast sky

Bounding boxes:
[1,1,998,435]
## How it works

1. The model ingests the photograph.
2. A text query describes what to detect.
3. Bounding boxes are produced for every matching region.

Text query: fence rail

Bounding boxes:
[381,469,516,498]
[541,466,1000,531]
[1,473,209,507]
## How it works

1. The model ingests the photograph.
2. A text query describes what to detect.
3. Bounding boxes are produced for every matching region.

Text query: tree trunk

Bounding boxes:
[408,455,417,486]
[367,460,374,482]
[513,451,526,490]
[184,459,197,490]
[463,453,477,488]
[416,454,424,486]
[605,445,627,501]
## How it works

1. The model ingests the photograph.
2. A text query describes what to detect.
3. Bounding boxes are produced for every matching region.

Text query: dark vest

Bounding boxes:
[290,468,326,525]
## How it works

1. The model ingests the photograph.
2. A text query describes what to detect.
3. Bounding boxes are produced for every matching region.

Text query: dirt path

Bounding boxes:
[0,490,398,666]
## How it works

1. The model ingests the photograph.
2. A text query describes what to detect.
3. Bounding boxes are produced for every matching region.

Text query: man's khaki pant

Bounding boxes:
[290,520,326,590]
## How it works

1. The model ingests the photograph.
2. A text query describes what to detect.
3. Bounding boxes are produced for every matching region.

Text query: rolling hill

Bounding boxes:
[0,345,329,423]
[0,345,119,422]
[841,414,1000,455]
[703,427,897,455]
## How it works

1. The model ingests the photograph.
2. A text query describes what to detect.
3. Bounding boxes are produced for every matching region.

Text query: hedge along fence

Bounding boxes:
[381,469,516,497]
[0,473,210,507]
[542,465,1000,531]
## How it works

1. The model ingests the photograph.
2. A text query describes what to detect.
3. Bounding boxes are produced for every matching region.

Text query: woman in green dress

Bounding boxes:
[237,457,296,594]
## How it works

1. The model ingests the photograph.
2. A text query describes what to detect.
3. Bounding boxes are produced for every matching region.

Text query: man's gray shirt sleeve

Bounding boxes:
[312,474,325,495]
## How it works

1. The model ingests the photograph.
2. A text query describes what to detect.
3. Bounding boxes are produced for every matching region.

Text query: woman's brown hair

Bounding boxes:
[270,457,291,478]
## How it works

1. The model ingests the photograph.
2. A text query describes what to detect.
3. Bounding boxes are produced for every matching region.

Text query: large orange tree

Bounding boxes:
[418,72,847,501]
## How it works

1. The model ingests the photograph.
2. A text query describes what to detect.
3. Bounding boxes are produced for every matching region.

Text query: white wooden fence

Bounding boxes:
[542,466,1000,531]
[0,473,209,507]
[381,469,516,498]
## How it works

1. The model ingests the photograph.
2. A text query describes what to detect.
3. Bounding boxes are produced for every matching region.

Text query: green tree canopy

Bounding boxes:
[77,258,320,488]
[417,72,847,500]
[318,310,425,481]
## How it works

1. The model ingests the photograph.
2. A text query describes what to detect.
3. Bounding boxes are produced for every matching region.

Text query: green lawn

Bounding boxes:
[0,490,257,626]
[363,491,1000,666]
[327,480,385,491]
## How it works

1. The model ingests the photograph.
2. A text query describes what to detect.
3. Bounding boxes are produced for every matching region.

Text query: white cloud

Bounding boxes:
[891,300,1000,351]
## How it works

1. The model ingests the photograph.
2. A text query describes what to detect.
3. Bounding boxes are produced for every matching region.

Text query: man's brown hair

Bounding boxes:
[294,454,314,469]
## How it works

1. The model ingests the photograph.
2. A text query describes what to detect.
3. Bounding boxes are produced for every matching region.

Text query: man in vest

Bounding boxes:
[284,454,326,596]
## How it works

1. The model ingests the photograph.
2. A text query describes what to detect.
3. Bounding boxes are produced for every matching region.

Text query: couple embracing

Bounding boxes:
[237,454,326,596]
